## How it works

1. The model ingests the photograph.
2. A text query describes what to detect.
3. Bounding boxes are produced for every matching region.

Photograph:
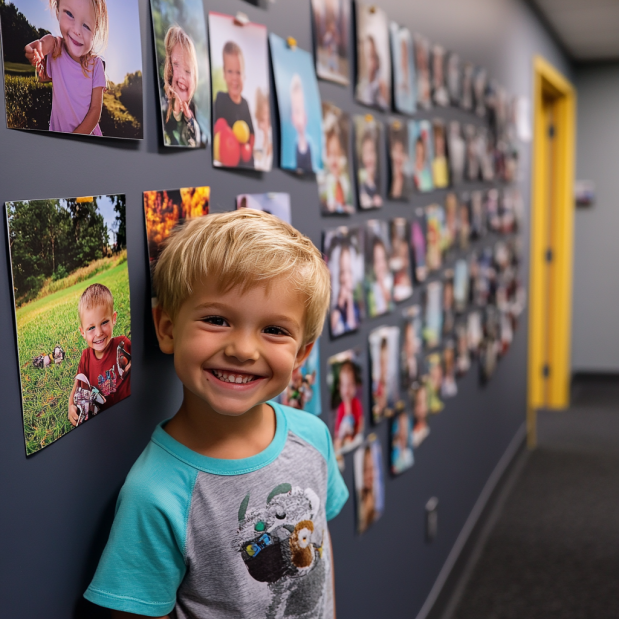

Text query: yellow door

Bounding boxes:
[527,58,576,447]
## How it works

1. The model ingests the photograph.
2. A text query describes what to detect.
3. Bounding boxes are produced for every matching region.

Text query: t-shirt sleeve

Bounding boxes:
[323,421,349,521]
[84,446,196,616]
[92,57,107,90]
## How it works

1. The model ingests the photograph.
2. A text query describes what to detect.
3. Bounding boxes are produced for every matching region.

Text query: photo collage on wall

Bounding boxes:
[0,1,527,540]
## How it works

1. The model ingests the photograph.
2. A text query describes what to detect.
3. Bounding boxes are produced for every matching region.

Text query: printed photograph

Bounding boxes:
[354,433,385,534]
[446,51,460,106]
[454,258,470,314]
[485,188,501,233]
[390,218,413,302]
[413,33,431,110]
[460,61,474,110]
[447,120,465,185]
[426,352,444,413]
[388,119,412,200]
[402,304,423,390]
[329,348,365,460]
[365,219,394,318]
[390,22,415,115]
[369,325,401,423]
[319,102,354,214]
[470,190,486,238]
[441,341,457,398]
[391,411,414,476]
[467,310,483,356]
[209,12,271,170]
[431,44,448,107]
[270,33,323,174]
[355,2,391,111]
[324,226,365,337]
[424,281,443,350]
[412,381,430,447]
[425,204,444,272]
[455,320,471,376]
[236,192,291,223]
[150,0,210,148]
[354,114,383,209]
[432,119,449,189]
[144,186,210,310]
[444,192,458,253]
[464,123,480,181]
[276,339,321,416]
[411,218,427,283]
[474,66,488,117]
[311,0,350,85]
[478,126,495,182]
[458,194,471,249]
[7,195,130,455]
[442,270,455,335]
[2,0,143,138]
[410,120,434,192]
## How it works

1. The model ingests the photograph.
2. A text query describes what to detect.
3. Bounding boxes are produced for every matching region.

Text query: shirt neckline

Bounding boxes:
[150,401,288,476]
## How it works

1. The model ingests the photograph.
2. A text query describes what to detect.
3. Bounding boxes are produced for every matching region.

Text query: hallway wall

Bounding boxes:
[571,62,619,373]
[0,1,569,617]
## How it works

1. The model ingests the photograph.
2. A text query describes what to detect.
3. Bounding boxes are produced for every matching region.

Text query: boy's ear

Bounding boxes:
[294,341,314,370]
[153,306,174,355]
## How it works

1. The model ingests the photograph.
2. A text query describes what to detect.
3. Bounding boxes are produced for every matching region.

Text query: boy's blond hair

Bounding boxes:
[163,25,199,122]
[50,0,109,75]
[222,41,244,74]
[78,284,114,323]
[154,210,330,344]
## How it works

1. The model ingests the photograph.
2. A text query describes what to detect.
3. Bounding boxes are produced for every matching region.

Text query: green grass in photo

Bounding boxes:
[17,263,131,455]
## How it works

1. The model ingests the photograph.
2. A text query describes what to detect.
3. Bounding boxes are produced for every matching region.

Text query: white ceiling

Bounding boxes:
[531,0,619,61]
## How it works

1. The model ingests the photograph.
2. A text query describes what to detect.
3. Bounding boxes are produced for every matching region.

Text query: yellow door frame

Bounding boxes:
[527,56,576,447]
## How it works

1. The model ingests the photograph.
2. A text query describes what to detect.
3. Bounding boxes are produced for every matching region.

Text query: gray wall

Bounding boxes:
[572,63,619,373]
[0,1,568,617]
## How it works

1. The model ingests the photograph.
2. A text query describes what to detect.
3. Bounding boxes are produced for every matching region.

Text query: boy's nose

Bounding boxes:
[224,335,260,363]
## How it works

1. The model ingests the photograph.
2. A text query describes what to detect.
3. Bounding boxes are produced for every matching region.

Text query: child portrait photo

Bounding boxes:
[324,226,365,337]
[311,0,349,85]
[328,348,365,461]
[318,102,354,214]
[209,12,271,171]
[425,204,444,272]
[424,281,443,350]
[150,0,210,148]
[365,219,394,318]
[391,411,414,475]
[355,2,391,111]
[454,258,470,314]
[446,51,461,106]
[389,218,413,302]
[461,61,474,110]
[444,192,458,253]
[447,120,466,185]
[369,325,401,423]
[402,304,423,390]
[442,342,458,398]
[411,218,427,283]
[413,33,431,110]
[426,352,444,413]
[455,320,471,376]
[388,119,412,200]
[443,270,455,335]
[410,120,434,193]
[458,194,471,249]
[1,0,143,139]
[354,114,383,209]
[143,186,210,311]
[270,33,323,175]
[412,382,430,447]
[236,192,291,223]
[354,433,385,534]
[390,22,415,115]
[431,44,449,107]
[276,339,321,416]
[7,194,130,455]
[432,119,450,189]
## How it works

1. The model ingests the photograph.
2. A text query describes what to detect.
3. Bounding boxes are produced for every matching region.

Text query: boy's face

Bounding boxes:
[223,52,244,101]
[291,88,307,135]
[362,138,376,179]
[339,365,356,403]
[79,304,117,359]
[57,0,96,61]
[326,134,342,175]
[157,276,312,419]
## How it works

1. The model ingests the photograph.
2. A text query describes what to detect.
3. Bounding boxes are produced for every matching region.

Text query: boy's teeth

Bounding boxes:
[213,370,255,384]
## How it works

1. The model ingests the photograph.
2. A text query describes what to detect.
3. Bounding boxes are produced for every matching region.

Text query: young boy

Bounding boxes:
[290,74,313,174]
[84,210,348,618]
[68,284,131,426]
[214,41,255,168]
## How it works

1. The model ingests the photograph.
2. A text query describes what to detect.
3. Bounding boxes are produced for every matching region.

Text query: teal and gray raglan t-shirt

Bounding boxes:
[85,402,349,618]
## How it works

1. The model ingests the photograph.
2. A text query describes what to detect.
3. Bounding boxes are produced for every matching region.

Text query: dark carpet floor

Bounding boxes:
[449,377,619,619]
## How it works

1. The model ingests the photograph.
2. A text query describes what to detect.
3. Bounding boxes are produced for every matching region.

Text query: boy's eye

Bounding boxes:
[264,326,290,337]
[202,316,228,327]
[101,319,109,327]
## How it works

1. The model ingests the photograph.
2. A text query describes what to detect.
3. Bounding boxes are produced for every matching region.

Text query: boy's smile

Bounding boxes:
[79,305,117,360]
[157,277,313,419]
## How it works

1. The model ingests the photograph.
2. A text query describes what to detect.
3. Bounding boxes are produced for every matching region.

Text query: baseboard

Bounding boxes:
[415,422,527,619]
[571,371,619,383]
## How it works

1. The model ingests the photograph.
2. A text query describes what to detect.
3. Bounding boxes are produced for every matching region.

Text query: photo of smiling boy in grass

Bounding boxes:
[85,209,348,618]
